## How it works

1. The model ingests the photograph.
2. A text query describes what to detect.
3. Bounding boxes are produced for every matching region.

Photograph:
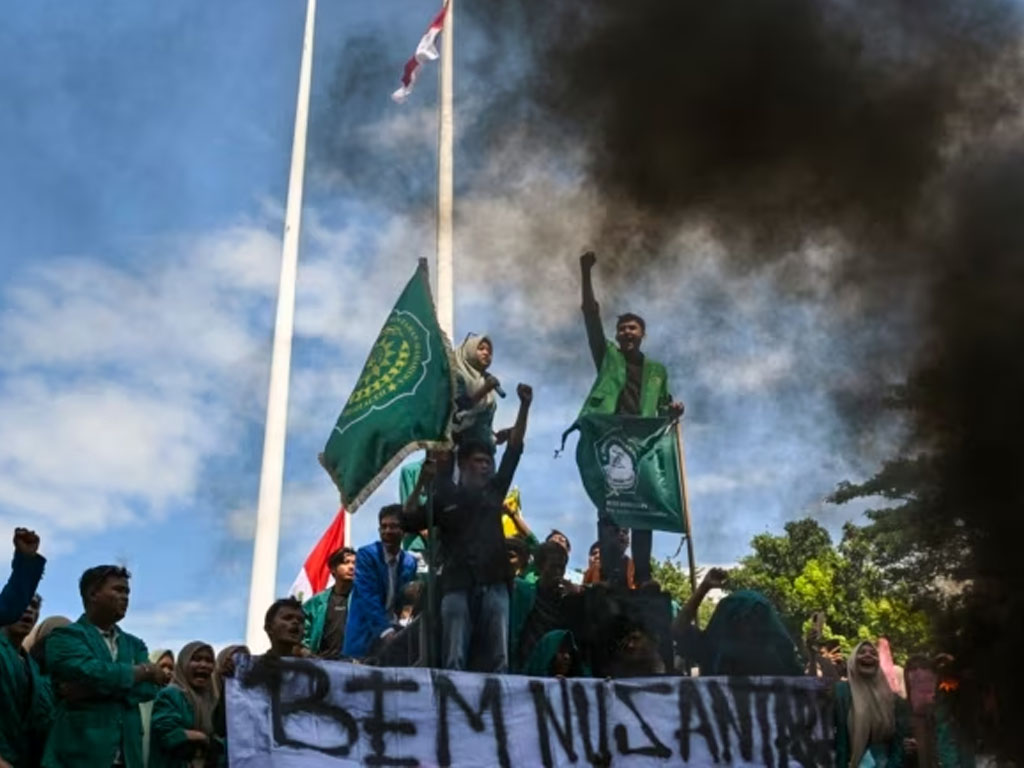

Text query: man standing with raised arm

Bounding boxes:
[579,251,684,587]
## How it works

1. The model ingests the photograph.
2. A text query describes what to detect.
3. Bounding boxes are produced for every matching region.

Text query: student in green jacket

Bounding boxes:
[43,565,171,768]
[1,593,54,768]
[150,642,223,768]
[302,547,356,658]
[579,251,684,587]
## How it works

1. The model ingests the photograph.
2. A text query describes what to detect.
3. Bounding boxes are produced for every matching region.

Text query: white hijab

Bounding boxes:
[846,641,896,768]
[453,334,496,435]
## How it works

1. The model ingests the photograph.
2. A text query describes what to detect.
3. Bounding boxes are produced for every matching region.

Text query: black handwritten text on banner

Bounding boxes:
[226,658,834,767]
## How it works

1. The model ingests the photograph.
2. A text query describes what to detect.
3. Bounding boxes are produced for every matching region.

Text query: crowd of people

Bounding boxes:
[0,252,980,767]
[1,524,981,768]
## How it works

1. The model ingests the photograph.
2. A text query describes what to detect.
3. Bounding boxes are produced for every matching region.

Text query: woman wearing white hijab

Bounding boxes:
[150,641,223,768]
[452,333,502,448]
[835,640,909,768]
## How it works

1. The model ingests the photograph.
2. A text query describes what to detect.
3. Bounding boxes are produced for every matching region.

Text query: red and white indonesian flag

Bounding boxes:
[392,3,448,103]
[289,507,347,601]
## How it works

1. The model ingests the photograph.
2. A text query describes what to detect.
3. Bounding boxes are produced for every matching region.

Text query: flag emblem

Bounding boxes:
[338,309,434,432]
[598,436,639,493]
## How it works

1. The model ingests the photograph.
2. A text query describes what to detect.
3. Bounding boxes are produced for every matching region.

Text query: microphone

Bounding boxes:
[490,377,507,398]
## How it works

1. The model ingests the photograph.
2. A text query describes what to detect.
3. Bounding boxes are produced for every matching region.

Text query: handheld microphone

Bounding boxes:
[492,379,507,398]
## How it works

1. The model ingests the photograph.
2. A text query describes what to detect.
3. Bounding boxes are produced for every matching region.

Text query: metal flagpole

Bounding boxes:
[674,421,699,600]
[245,0,317,652]
[435,0,454,339]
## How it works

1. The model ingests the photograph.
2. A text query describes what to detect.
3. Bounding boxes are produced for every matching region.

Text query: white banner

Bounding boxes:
[226,657,834,767]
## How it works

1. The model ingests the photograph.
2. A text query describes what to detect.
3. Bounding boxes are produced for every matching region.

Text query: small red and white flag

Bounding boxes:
[392,3,448,103]
[289,507,347,601]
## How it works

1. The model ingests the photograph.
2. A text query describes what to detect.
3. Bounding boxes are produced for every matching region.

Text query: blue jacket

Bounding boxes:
[0,551,46,626]
[342,542,417,659]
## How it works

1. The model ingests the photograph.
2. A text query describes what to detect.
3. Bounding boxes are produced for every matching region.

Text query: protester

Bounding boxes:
[579,252,683,588]
[303,546,356,659]
[672,568,804,676]
[582,541,602,585]
[515,541,574,669]
[24,615,70,676]
[263,598,305,659]
[605,615,666,678]
[43,565,170,768]
[343,509,417,660]
[583,529,636,588]
[1,594,53,768]
[404,383,533,672]
[452,333,502,449]
[506,538,530,580]
[150,641,222,768]
[523,630,586,678]
[835,640,908,768]
[545,530,571,556]
[142,648,175,767]
[1,529,45,627]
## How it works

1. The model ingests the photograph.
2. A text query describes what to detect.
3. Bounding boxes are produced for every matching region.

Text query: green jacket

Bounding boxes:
[581,341,670,418]
[149,686,224,768]
[508,577,536,673]
[303,587,350,653]
[834,680,909,768]
[43,616,159,768]
[0,632,54,767]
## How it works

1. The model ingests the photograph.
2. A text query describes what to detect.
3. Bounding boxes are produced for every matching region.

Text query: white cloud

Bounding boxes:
[0,223,281,545]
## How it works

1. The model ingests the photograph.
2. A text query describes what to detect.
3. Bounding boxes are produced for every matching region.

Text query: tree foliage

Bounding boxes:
[649,557,715,627]
[726,518,932,661]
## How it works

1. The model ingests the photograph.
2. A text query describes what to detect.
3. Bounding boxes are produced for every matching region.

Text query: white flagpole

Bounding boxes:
[435,0,455,338]
[245,0,317,652]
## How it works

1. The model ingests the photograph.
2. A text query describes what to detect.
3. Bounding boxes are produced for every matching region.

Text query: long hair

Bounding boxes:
[846,640,896,768]
[171,641,218,736]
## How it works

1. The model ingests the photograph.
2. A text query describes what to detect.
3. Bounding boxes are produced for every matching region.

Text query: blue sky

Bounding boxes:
[1,1,899,651]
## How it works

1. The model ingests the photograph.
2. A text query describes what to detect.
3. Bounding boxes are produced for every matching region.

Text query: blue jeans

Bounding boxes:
[441,583,509,672]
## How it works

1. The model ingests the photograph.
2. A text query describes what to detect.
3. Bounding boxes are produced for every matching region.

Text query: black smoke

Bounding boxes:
[463,0,1024,755]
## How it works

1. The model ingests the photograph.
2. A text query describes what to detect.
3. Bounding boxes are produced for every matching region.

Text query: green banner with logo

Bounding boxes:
[573,414,686,533]
[320,262,454,513]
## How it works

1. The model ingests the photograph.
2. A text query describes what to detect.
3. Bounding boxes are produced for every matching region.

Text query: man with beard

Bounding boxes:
[1,594,53,768]
[579,252,683,587]
[405,383,533,672]
[43,566,170,768]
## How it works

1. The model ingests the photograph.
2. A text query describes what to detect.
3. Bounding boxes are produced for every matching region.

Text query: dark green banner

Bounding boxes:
[320,263,453,513]
[574,414,686,533]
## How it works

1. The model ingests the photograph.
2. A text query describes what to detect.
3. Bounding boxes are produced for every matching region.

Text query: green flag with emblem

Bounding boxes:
[573,413,687,533]
[320,261,454,513]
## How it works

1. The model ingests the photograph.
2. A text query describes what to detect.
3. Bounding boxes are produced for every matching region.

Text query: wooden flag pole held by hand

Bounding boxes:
[674,420,699,601]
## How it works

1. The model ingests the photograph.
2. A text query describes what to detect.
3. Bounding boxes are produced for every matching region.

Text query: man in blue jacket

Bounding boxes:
[342,507,417,660]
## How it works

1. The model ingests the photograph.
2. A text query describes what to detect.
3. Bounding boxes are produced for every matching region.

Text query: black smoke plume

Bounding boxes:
[465,0,1024,754]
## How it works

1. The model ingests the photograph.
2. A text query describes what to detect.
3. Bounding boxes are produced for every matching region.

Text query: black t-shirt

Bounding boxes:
[403,444,522,594]
[318,588,350,659]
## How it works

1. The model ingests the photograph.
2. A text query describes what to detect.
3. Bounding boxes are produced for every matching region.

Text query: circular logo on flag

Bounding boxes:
[341,309,431,422]
[597,436,638,494]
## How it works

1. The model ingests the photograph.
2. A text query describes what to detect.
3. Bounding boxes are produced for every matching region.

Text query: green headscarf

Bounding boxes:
[699,590,803,676]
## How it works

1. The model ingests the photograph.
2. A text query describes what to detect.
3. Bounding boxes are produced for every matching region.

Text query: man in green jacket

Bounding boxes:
[43,565,170,768]
[580,251,684,587]
[302,546,356,658]
[1,593,53,768]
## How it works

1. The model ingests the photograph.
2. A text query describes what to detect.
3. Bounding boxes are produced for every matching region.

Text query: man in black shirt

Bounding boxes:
[302,547,356,659]
[404,383,533,672]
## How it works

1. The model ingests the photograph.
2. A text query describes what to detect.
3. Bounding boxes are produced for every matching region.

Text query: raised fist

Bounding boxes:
[517,383,533,405]
[13,528,40,556]
[702,567,728,590]
[580,251,597,271]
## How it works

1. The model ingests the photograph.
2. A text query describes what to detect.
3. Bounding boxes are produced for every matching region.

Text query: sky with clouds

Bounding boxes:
[1,0,901,651]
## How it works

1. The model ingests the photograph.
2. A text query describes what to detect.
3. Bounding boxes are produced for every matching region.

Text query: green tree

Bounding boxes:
[727,518,932,660]
[649,557,715,627]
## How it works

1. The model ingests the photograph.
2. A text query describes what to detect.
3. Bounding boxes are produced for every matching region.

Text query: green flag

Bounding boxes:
[320,262,454,513]
[573,413,687,533]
